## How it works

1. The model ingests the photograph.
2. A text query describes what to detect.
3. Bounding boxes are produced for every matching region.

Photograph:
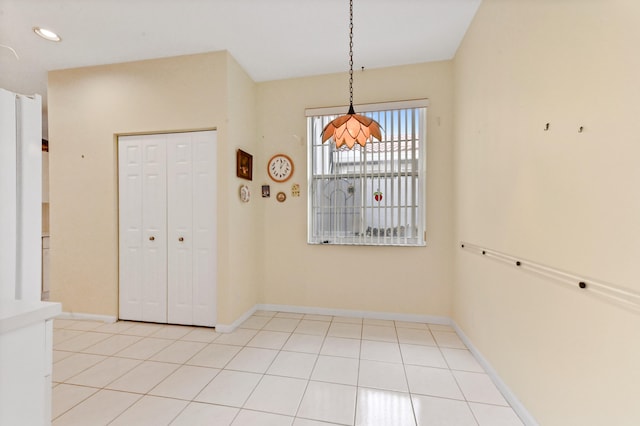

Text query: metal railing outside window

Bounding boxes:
[306,100,427,246]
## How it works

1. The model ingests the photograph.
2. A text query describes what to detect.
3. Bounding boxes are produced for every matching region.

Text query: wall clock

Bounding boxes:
[267,154,294,183]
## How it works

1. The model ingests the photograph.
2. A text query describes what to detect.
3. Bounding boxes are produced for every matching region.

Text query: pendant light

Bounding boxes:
[322,0,382,149]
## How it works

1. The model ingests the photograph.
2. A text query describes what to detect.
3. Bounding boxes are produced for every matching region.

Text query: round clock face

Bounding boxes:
[268,154,294,182]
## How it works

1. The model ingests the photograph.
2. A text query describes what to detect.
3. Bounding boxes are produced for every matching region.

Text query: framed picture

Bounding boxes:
[236,149,253,181]
[262,185,270,198]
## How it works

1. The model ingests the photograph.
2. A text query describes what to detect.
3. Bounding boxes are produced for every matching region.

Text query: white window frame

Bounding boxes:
[306,99,428,246]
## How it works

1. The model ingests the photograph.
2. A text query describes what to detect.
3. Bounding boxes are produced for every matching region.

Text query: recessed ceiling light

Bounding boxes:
[33,27,62,42]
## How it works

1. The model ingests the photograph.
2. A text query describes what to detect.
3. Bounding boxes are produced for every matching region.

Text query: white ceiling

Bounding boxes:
[0,0,480,116]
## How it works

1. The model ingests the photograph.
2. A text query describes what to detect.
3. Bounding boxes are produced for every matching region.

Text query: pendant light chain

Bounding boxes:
[349,0,354,108]
[320,0,382,149]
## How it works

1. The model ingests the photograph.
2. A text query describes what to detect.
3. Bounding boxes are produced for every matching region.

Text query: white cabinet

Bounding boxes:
[118,131,217,326]
[0,301,61,426]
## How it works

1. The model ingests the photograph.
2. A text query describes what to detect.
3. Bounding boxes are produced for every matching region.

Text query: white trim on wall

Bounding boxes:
[211,304,449,333]
[214,305,258,333]
[57,312,117,324]
[452,322,539,426]
[256,304,450,326]
[305,99,430,117]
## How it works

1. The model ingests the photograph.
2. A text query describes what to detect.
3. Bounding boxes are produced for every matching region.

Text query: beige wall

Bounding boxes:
[219,56,261,322]
[453,0,640,424]
[257,62,455,317]
[48,52,259,324]
[48,53,454,323]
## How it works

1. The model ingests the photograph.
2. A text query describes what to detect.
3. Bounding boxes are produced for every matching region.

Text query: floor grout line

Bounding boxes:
[51,314,524,426]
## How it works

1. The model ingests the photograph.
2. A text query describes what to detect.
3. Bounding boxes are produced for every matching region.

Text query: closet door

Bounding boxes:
[118,135,168,323]
[167,131,217,326]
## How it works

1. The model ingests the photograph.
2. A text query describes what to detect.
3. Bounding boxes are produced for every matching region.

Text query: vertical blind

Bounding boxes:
[306,100,427,246]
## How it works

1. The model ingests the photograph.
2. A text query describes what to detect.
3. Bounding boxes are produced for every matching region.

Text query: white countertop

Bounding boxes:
[0,299,61,335]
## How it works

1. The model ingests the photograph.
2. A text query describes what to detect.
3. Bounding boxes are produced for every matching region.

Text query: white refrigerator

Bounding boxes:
[0,88,61,426]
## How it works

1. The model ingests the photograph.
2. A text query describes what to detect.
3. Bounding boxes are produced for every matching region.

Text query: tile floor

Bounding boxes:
[51,311,525,426]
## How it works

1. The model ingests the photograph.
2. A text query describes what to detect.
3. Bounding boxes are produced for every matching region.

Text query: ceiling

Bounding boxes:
[1,0,480,118]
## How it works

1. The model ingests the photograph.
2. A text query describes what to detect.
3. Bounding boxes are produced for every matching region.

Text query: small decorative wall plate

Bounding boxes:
[239,185,250,202]
[276,191,286,203]
[291,183,300,197]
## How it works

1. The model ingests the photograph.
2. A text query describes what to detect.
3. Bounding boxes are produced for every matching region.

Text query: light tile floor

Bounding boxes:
[51,312,525,426]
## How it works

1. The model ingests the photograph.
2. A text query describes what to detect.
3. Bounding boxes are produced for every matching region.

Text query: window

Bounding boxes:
[307,100,427,246]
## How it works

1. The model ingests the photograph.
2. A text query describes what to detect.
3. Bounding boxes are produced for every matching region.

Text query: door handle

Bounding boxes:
[149,236,155,241]
[179,237,184,242]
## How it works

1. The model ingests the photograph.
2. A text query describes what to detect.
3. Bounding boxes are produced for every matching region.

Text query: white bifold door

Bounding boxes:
[118,131,217,326]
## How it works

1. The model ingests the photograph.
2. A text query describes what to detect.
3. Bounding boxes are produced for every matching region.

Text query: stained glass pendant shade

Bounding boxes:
[321,0,382,149]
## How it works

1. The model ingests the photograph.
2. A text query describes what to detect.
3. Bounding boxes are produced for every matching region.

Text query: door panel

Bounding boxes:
[191,132,217,326]
[118,138,144,320]
[141,138,167,322]
[167,134,194,325]
[118,136,167,323]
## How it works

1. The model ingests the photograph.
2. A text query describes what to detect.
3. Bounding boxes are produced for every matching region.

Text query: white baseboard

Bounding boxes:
[57,311,117,323]
[256,304,451,326]
[452,322,538,426]
[227,304,536,425]
[215,304,449,333]
[215,305,258,333]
